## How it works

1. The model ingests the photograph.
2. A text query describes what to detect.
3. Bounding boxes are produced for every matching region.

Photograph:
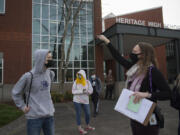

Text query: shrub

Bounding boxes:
[64,91,73,101]
[51,91,64,103]
[51,91,73,103]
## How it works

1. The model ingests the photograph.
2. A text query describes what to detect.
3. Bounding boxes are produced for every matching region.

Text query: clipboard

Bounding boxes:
[114,88,156,126]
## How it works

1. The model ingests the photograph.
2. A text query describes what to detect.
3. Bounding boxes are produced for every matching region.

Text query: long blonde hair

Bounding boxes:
[137,42,159,75]
[76,74,86,86]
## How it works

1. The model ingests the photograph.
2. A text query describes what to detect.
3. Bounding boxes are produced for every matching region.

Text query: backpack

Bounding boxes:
[170,85,180,110]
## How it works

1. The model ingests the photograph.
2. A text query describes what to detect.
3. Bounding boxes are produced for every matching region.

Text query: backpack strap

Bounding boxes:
[149,66,153,93]
[26,72,33,107]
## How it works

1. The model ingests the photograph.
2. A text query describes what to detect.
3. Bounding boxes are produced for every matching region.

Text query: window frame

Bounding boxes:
[32,1,95,83]
[0,53,3,84]
[0,0,6,14]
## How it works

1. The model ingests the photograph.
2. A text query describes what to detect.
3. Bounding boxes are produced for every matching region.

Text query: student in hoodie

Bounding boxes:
[12,49,55,135]
[72,70,95,135]
[89,71,102,117]
[97,35,171,135]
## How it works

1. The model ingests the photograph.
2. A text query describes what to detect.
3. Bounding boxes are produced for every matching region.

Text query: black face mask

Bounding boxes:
[45,60,54,68]
[129,53,139,64]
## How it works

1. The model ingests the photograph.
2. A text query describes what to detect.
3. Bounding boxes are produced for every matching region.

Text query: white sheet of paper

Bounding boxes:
[114,88,153,124]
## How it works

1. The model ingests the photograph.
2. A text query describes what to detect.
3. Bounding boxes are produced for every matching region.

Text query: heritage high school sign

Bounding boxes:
[116,17,162,28]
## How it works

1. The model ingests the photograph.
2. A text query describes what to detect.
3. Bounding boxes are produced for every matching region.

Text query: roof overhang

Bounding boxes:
[98,23,180,60]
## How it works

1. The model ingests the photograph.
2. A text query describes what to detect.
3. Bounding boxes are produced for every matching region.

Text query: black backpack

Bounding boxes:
[170,85,180,110]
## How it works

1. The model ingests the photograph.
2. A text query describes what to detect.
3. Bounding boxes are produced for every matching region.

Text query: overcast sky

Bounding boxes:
[101,0,180,26]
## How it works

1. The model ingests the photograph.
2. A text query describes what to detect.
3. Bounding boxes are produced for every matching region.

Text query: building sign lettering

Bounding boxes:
[116,17,162,28]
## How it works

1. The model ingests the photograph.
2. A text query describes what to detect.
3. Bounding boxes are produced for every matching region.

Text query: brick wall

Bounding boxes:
[0,0,32,83]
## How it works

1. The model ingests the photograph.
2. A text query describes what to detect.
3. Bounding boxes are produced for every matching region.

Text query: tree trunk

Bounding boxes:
[58,0,84,92]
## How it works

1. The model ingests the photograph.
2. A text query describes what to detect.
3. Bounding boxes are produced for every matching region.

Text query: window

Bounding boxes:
[0,53,3,84]
[0,0,5,14]
[32,0,95,82]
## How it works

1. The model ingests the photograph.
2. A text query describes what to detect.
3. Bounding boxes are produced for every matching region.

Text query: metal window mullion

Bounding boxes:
[1,59,3,84]
[4,0,5,13]
[86,2,90,74]
[71,5,74,81]
[79,12,82,67]
[56,3,59,82]
[48,1,50,50]
[40,1,42,49]
[32,1,34,67]
[85,1,88,70]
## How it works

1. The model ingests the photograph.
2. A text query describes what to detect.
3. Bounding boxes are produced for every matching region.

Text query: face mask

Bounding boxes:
[129,53,139,64]
[78,74,82,80]
[91,75,96,79]
[45,60,54,68]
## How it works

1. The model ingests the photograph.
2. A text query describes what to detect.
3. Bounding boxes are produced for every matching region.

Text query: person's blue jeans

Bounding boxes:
[27,116,55,135]
[73,102,90,126]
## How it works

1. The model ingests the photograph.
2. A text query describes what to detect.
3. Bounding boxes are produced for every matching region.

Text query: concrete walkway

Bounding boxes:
[0,100,178,135]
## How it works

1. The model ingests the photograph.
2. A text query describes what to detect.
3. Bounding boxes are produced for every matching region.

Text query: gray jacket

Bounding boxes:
[12,49,55,119]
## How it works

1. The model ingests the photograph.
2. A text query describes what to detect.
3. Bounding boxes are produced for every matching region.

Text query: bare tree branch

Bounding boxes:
[63,0,84,81]
[58,0,87,86]
[65,0,83,66]
[58,0,75,84]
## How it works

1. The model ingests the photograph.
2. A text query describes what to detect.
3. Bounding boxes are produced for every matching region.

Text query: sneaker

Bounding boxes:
[86,126,95,131]
[79,128,88,135]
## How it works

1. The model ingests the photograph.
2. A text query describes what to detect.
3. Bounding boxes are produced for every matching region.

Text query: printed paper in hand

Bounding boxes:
[127,96,142,113]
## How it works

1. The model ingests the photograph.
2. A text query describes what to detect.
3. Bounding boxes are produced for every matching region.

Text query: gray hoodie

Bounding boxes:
[12,49,55,119]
